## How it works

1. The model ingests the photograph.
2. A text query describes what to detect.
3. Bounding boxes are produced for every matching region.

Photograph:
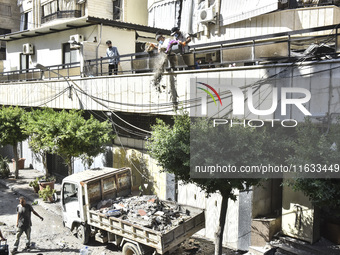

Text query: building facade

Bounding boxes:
[0,0,21,65]
[1,0,340,252]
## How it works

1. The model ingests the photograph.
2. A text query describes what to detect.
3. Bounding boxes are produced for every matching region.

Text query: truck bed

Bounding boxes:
[87,201,205,254]
[79,168,205,254]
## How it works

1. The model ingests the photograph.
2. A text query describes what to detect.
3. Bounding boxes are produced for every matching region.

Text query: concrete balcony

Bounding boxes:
[41,10,82,24]
[0,24,340,124]
[1,59,340,124]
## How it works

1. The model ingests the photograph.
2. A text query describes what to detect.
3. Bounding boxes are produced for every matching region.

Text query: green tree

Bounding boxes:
[288,119,340,208]
[51,110,115,175]
[77,114,115,169]
[24,108,56,177]
[25,108,114,176]
[147,113,276,255]
[0,106,29,179]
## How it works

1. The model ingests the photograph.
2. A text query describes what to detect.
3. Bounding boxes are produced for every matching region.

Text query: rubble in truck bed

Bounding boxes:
[93,195,191,232]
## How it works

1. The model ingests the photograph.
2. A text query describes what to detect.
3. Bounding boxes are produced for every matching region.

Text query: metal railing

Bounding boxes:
[1,24,340,83]
[42,10,81,24]
[0,62,81,83]
[84,51,195,77]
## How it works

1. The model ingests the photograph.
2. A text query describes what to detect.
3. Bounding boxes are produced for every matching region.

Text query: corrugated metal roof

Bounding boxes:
[148,0,178,10]
[0,16,170,42]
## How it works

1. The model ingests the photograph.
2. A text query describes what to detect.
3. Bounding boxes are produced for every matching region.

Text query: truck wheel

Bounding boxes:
[77,224,89,244]
[122,242,141,255]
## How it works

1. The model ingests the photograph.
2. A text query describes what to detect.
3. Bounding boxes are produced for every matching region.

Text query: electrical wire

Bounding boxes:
[73,85,151,180]
[43,74,154,135]
[201,55,310,120]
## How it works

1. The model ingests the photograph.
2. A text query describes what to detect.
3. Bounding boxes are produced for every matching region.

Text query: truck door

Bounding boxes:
[62,182,81,229]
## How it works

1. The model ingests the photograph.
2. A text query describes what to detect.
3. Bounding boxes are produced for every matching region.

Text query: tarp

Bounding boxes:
[220,0,279,26]
[149,0,280,33]
[148,0,180,30]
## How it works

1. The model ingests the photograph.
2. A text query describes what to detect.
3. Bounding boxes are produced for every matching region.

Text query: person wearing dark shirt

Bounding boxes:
[11,197,43,254]
[106,40,120,75]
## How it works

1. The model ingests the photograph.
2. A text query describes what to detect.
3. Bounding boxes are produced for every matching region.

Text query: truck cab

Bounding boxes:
[61,167,131,244]
[61,167,205,255]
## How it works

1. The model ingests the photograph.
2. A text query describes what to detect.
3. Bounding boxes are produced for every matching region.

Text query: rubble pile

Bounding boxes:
[95,195,191,232]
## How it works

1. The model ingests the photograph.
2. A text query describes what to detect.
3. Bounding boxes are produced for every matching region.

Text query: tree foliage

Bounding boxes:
[25,108,114,176]
[147,113,285,255]
[288,119,340,208]
[0,106,29,178]
[147,114,190,181]
[24,108,57,176]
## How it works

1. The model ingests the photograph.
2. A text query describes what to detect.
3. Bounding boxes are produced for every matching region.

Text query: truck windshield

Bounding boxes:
[63,183,78,204]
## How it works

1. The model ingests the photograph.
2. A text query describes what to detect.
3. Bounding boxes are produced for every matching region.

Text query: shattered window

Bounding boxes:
[113,0,121,20]
[42,0,58,16]
[103,177,116,192]
[63,183,78,204]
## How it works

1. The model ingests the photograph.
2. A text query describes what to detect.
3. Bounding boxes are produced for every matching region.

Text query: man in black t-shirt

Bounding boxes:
[11,197,43,254]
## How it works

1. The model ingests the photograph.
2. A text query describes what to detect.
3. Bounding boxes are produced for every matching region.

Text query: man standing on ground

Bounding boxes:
[11,197,44,254]
[106,40,120,75]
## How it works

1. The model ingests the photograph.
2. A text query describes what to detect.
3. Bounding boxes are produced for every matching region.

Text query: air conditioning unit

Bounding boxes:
[69,34,84,49]
[199,4,216,24]
[70,34,84,44]
[23,43,34,55]
[77,0,86,4]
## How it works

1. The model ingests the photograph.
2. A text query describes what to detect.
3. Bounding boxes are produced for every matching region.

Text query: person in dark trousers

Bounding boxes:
[208,59,215,68]
[11,197,44,254]
[106,40,120,75]
[0,228,6,241]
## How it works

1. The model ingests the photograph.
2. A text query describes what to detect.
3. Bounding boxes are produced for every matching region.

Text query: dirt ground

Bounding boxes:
[0,184,120,255]
[173,237,239,255]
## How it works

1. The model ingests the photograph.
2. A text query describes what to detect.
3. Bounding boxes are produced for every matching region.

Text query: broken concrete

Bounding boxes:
[95,195,191,232]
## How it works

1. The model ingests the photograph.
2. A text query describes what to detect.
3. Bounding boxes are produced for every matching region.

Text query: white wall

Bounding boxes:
[87,0,114,20]
[100,26,135,56]
[21,139,44,172]
[125,0,148,25]
[5,25,135,71]
[193,6,340,45]
[178,183,241,249]
[1,60,339,121]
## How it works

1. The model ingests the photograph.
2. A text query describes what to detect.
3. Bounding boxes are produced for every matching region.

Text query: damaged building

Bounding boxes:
[1,0,340,253]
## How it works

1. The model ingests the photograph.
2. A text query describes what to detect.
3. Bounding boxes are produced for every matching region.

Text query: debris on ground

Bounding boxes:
[172,237,238,255]
[94,195,191,232]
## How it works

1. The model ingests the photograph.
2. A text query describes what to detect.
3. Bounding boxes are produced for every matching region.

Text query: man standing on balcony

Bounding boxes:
[106,40,120,75]
[170,27,191,53]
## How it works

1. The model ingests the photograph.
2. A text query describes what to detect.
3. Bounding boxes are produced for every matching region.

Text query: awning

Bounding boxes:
[220,0,279,26]
[0,16,170,42]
